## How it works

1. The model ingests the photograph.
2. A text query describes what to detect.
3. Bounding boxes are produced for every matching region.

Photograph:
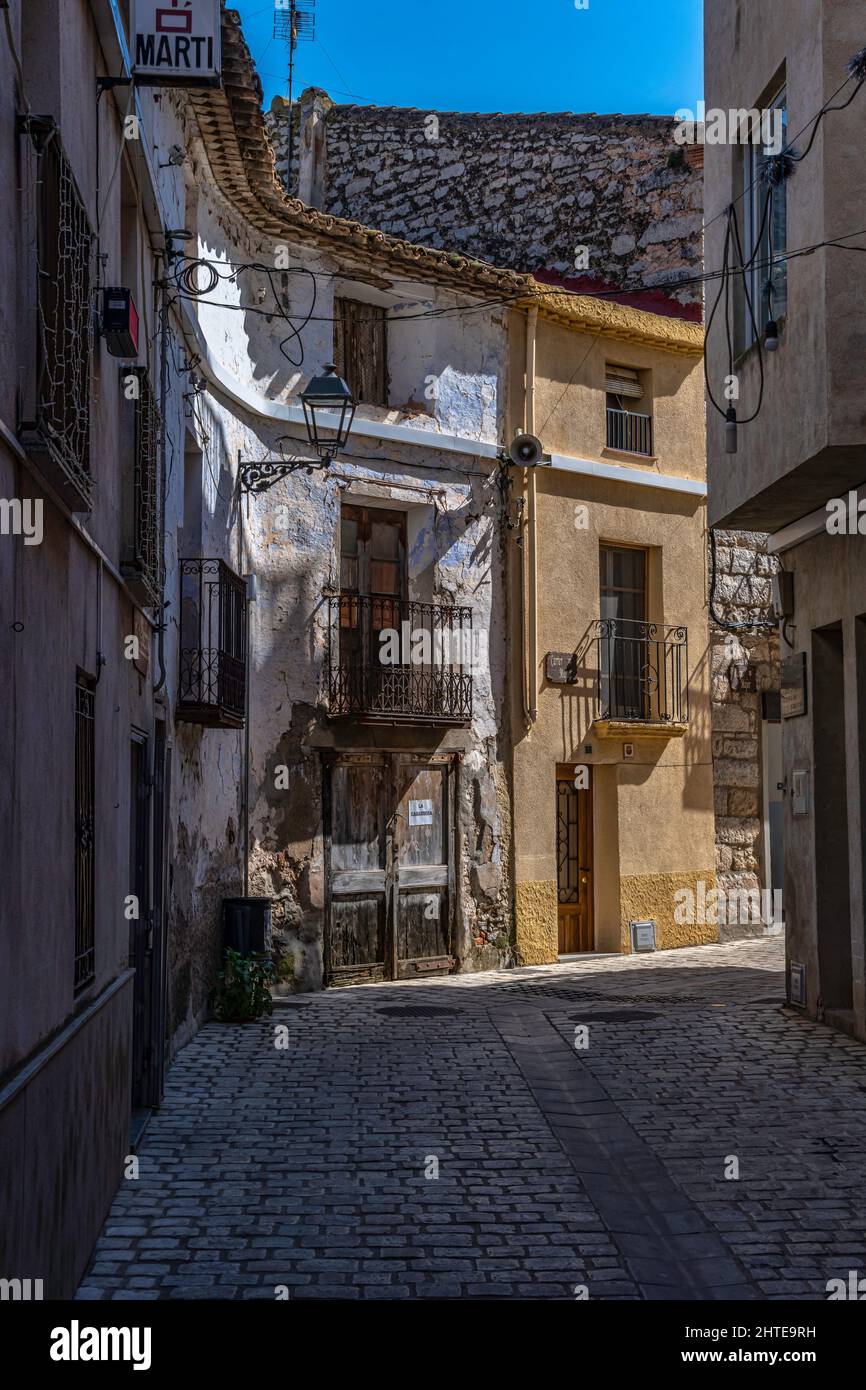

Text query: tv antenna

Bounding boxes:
[274,0,316,194]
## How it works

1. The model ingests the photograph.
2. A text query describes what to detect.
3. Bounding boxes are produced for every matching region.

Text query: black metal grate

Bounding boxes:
[376,1005,459,1018]
[74,679,95,990]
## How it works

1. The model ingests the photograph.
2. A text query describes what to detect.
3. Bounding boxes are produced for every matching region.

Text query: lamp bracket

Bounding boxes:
[239,456,329,495]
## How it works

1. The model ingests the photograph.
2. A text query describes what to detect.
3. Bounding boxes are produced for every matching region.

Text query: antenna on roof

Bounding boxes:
[274,0,317,195]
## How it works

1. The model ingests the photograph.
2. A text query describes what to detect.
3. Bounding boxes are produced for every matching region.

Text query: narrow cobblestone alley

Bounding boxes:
[76,939,866,1301]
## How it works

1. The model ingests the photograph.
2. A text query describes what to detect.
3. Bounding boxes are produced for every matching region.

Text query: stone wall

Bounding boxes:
[710,531,781,939]
[266,91,703,316]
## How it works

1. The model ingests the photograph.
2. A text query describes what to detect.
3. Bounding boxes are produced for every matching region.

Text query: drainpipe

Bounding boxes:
[242,573,257,897]
[525,305,539,725]
[153,263,169,695]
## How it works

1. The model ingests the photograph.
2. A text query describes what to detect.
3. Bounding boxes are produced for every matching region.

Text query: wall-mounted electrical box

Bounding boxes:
[789,961,806,1006]
[772,570,794,620]
[630,919,657,953]
[102,287,140,358]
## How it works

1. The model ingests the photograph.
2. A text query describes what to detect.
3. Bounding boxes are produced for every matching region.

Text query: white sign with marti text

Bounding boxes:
[132,0,222,85]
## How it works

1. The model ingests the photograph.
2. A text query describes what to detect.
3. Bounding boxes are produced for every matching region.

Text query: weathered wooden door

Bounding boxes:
[392,757,453,979]
[325,754,454,985]
[326,755,390,985]
[556,771,593,953]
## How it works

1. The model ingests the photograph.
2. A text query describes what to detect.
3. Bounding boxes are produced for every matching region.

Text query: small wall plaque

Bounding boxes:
[133,609,150,677]
[623,743,634,760]
[408,799,433,827]
[630,919,657,953]
[781,652,807,718]
[789,961,806,1006]
[546,651,577,684]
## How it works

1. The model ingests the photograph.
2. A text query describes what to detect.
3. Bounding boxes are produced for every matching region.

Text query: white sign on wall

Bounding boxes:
[408,799,434,827]
[132,0,222,86]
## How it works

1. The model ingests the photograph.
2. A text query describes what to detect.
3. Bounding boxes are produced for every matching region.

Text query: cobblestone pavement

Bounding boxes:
[77,937,866,1300]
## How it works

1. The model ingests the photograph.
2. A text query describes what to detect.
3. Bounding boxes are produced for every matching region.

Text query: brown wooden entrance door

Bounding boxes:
[556,771,593,953]
[325,754,454,985]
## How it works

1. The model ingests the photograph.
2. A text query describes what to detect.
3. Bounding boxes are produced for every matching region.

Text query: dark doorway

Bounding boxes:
[600,544,649,720]
[129,732,152,1127]
[324,753,455,985]
[812,624,852,1012]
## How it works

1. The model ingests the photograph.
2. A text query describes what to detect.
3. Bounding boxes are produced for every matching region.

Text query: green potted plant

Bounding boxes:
[212,947,276,1023]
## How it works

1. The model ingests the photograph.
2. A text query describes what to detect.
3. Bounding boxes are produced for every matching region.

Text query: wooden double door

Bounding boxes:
[325,754,455,985]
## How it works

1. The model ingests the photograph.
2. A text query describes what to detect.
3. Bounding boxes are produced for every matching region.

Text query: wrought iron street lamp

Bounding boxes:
[299,363,356,462]
[239,363,357,494]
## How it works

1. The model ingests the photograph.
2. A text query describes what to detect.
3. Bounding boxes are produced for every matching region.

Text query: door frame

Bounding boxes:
[555,763,595,954]
[322,751,458,986]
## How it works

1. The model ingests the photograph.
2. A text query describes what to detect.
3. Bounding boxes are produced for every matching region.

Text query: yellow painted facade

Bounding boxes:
[508,297,718,965]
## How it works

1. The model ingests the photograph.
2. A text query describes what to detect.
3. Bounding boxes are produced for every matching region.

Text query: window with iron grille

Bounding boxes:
[19,117,94,510]
[333,298,388,406]
[121,368,164,609]
[74,678,96,990]
[605,365,653,457]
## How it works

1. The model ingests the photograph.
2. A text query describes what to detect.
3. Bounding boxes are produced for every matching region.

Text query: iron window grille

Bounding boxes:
[325,591,473,725]
[596,617,689,724]
[74,678,96,990]
[606,405,653,456]
[19,116,94,511]
[121,368,164,609]
[177,559,247,728]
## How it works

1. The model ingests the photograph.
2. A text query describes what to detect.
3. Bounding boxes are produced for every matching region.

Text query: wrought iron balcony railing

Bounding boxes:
[177,559,246,729]
[325,591,473,725]
[596,617,688,725]
[606,406,653,457]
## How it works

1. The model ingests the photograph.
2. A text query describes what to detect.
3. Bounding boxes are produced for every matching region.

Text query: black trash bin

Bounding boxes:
[222,897,272,956]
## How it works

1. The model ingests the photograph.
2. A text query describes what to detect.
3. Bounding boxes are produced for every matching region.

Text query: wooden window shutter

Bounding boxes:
[334,297,387,406]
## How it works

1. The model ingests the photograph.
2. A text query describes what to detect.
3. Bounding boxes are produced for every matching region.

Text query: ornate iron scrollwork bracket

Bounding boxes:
[238,455,328,495]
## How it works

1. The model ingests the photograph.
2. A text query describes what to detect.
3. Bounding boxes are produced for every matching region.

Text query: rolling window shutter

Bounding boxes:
[605,366,643,400]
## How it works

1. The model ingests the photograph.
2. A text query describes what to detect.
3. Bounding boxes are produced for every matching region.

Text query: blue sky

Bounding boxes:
[234,0,703,116]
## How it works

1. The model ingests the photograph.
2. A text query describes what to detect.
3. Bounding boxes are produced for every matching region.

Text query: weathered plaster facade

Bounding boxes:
[267,91,704,316]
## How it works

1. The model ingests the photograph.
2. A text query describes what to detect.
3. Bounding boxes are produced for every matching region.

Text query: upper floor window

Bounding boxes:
[605,365,653,457]
[334,298,388,407]
[19,119,93,511]
[743,86,788,347]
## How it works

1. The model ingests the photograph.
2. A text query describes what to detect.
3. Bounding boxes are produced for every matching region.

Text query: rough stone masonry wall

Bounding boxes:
[710,532,780,940]
[266,93,703,314]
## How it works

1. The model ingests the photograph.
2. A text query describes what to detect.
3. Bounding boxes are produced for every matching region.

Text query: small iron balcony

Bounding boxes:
[596,617,688,726]
[606,406,653,457]
[325,591,473,725]
[177,559,246,729]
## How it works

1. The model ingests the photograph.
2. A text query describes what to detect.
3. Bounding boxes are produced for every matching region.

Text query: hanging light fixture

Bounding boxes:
[724,405,738,454]
[299,363,356,462]
[764,319,779,351]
